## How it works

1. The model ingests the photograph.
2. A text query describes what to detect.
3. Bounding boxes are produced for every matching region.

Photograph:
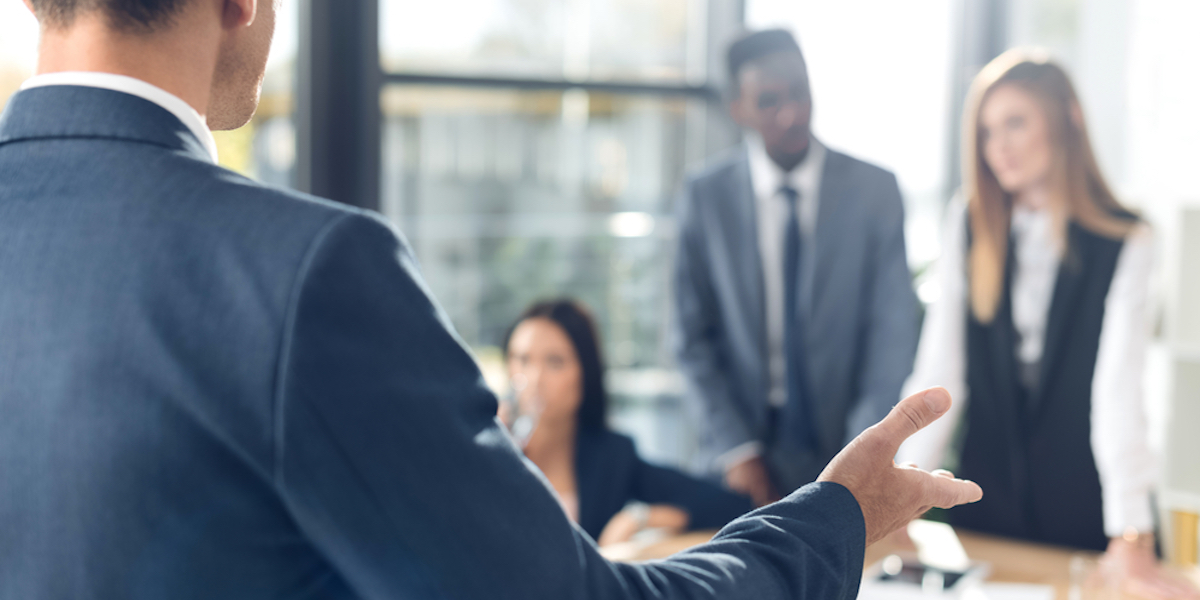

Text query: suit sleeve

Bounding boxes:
[671,178,757,460]
[843,174,921,443]
[274,211,866,600]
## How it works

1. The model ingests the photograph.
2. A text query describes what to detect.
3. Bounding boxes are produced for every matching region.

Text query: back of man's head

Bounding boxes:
[29,0,187,33]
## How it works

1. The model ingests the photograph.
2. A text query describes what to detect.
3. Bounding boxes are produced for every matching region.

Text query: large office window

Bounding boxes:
[380,0,698,83]
[376,0,732,462]
[381,87,688,367]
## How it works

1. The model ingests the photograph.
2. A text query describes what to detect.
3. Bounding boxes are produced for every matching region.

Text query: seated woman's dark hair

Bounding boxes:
[503,299,608,433]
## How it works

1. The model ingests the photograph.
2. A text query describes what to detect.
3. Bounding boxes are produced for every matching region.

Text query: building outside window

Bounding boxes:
[376,0,731,464]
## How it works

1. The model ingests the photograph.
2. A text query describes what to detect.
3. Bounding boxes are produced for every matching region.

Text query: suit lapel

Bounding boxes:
[1034,227,1086,414]
[722,152,768,359]
[573,432,604,536]
[806,151,850,453]
[809,151,849,321]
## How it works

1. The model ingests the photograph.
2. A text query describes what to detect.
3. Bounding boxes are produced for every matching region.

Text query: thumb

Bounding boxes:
[873,387,951,455]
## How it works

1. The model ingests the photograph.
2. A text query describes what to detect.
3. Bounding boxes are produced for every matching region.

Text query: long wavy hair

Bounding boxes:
[963,49,1136,323]
[502,299,608,432]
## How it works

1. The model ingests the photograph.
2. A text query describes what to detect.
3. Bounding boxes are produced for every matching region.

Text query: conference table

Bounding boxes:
[600,527,1200,599]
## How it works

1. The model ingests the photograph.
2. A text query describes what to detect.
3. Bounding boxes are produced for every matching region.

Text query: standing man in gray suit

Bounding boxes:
[0,2,977,598]
[674,29,921,506]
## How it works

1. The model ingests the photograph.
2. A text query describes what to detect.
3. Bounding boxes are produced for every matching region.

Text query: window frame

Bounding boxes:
[294,0,743,212]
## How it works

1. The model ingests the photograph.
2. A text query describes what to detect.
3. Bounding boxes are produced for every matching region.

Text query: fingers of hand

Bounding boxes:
[923,472,983,508]
[873,387,952,454]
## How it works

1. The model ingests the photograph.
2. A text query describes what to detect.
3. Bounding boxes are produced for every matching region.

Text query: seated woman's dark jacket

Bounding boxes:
[574,429,754,539]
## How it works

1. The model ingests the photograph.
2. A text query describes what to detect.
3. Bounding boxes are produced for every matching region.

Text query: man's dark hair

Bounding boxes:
[726,28,804,97]
[30,0,188,33]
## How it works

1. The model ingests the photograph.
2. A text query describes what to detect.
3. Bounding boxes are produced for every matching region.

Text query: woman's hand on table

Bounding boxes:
[1105,534,1200,599]
[597,505,689,547]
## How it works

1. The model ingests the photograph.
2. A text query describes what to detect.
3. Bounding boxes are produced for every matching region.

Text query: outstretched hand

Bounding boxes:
[818,387,983,546]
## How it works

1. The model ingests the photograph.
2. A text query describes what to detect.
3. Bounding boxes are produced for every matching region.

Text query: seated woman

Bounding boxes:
[502,299,753,546]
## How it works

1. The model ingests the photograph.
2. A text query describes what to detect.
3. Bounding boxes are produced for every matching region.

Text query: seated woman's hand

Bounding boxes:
[597,504,689,547]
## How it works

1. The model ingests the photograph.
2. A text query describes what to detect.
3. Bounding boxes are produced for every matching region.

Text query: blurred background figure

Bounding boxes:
[899,50,1198,599]
[672,29,919,505]
[503,299,753,545]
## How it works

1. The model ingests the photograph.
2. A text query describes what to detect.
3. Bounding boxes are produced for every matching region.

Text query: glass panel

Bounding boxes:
[380,85,703,463]
[0,4,39,111]
[379,0,700,83]
[381,85,690,367]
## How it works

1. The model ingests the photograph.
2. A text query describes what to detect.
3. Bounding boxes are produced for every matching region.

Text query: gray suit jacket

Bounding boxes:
[673,146,920,490]
[0,85,867,599]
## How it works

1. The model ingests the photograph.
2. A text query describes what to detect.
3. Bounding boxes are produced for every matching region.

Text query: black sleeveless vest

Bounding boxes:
[951,220,1131,551]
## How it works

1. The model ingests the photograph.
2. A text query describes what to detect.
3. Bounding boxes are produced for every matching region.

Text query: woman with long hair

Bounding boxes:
[502,299,752,546]
[900,50,1195,598]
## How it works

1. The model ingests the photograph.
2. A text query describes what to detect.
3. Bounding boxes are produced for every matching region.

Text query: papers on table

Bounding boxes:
[859,581,1055,600]
[860,520,1053,600]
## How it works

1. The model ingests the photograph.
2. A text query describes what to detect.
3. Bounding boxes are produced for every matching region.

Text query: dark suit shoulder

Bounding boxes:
[824,148,898,191]
[140,155,404,287]
[821,148,904,220]
[173,158,367,235]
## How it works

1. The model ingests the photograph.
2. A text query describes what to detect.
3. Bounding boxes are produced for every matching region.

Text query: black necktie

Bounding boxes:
[780,185,814,451]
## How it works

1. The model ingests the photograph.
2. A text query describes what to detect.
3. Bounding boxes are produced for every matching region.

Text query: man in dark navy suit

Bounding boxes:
[0,1,981,598]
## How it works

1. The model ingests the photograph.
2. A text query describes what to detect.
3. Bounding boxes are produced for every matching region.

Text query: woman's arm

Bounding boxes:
[1090,222,1157,538]
[1091,223,1200,599]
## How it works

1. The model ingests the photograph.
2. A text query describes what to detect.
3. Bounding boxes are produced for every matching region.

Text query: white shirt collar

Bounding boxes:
[21,72,219,164]
[746,133,825,203]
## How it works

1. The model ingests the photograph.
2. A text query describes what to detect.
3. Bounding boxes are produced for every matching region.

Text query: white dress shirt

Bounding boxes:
[20,71,219,164]
[898,199,1158,537]
[719,135,826,469]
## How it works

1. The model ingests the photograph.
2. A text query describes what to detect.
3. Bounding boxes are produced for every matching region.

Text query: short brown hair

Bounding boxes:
[30,0,188,33]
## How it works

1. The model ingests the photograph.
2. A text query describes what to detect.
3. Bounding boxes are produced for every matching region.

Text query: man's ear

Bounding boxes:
[221,0,257,29]
[730,98,749,128]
